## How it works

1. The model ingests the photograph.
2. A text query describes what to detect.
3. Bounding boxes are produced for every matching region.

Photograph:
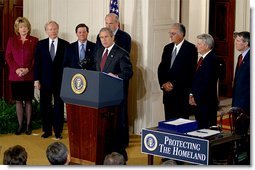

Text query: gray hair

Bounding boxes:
[103,152,126,165]
[170,23,186,37]
[44,20,59,31]
[197,34,214,49]
[46,142,68,165]
[105,13,119,23]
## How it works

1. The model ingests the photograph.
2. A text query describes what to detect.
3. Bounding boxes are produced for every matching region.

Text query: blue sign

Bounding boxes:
[141,128,209,165]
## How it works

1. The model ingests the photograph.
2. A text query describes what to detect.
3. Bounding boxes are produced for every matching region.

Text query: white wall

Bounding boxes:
[234,0,250,70]
[24,0,108,42]
[181,0,209,43]
[24,0,250,135]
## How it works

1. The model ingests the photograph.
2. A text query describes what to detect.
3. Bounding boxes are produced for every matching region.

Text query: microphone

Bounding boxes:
[78,58,90,70]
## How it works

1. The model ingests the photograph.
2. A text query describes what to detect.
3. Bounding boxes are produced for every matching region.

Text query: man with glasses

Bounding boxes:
[158,23,198,121]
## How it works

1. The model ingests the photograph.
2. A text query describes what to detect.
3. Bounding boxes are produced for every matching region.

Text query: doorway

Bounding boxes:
[0,0,23,101]
[209,0,236,97]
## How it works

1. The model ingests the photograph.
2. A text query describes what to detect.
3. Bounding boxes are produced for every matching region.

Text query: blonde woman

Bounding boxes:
[5,17,38,135]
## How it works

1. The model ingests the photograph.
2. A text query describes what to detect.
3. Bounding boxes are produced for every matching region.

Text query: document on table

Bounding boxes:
[164,118,196,125]
[187,129,221,138]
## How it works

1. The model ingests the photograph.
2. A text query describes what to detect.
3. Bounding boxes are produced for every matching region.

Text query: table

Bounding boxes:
[142,127,241,165]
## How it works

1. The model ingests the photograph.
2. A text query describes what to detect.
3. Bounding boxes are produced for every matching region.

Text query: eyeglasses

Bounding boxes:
[169,32,178,36]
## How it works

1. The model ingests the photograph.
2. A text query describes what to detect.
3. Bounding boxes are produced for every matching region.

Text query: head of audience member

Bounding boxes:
[161,159,178,165]
[103,152,126,165]
[75,23,89,43]
[14,17,31,36]
[169,23,186,45]
[44,20,59,40]
[105,13,119,33]
[196,34,214,55]
[233,31,250,52]
[46,142,70,165]
[99,27,115,48]
[3,145,28,165]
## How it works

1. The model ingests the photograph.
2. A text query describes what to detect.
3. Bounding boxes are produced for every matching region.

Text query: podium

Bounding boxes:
[60,68,124,165]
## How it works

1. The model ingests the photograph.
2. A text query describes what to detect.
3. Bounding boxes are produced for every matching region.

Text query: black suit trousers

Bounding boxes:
[40,89,64,135]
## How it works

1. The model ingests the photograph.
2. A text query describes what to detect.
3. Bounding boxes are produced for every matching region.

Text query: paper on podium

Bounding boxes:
[187,129,221,138]
[164,118,196,125]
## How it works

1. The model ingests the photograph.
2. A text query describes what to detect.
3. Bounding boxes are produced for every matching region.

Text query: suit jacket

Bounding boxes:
[96,29,131,53]
[94,44,133,82]
[158,40,198,107]
[5,35,38,81]
[191,51,219,105]
[191,50,219,128]
[34,37,69,93]
[232,50,250,114]
[63,40,95,70]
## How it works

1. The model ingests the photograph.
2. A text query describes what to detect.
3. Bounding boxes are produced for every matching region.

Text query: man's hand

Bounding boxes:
[189,95,197,106]
[161,82,173,92]
[34,80,41,90]
[108,72,119,78]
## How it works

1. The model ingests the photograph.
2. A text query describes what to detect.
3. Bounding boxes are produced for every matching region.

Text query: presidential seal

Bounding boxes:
[71,73,87,94]
[144,133,158,151]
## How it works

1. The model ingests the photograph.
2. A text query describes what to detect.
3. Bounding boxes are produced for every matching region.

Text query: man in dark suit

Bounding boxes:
[93,27,133,161]
[63,23,95,70]
[34,21,69,139]
[158,23,198,120]
[96,13,132,147]
[232,31,250,115]
[96,13,131,54]
[189,34,219,129]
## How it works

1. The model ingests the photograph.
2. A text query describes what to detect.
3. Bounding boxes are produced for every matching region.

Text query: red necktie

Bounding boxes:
[196,57,203,71]
[100,49,108,71]
[237,54,243,68]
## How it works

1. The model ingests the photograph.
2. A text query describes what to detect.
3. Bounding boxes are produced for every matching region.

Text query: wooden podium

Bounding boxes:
[60,68,124,165]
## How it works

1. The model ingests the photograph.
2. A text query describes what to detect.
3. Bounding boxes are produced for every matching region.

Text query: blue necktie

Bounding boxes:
[50,41,55,61]
[80,44,85,61]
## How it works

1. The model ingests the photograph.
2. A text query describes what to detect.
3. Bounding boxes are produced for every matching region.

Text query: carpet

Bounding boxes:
[217,98,232,131]
[217,114,231,131]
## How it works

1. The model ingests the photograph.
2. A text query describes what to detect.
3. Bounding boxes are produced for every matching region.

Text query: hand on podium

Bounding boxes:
[103,72,122,80]
[107,72,118,78]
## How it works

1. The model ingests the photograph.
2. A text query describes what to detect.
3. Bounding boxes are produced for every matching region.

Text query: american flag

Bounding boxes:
[110,0,119,16]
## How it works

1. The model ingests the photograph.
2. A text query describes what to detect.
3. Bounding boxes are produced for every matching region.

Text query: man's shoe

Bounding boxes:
[118,149,128,161]
[25,129,32,135]
[41,132,52,138]
[55,134,63,140]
